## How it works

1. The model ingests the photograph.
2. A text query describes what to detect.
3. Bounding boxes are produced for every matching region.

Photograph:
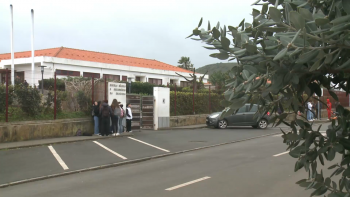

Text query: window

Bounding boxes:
[122,76,127,81]
[136,77,141,82]
[56,69,80,76]
[180,81,191,87]
[149,78,162,85]
[83,72,100,78]
[103,74,120,81]
[249,105,258,112]
[237,106,247,113]
[170,80,174,85]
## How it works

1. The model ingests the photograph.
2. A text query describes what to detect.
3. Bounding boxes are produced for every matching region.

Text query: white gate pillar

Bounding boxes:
[153,87,170,130]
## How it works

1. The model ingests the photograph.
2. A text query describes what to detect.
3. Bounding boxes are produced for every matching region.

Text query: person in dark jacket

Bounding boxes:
[93,101,100,136]
[99,100,114,136]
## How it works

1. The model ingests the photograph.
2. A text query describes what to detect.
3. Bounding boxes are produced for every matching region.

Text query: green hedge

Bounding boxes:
[38,78,65,91]
[170,91,224,116]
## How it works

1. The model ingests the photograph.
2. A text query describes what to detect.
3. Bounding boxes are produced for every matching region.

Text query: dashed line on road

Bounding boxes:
[93,141,127,160]
[48,146,69,170]
[128,137,170,152]
[165,176,211,191]
[273,151,289,157]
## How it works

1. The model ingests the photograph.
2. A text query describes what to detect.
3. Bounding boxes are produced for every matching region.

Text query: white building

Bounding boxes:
[0,47,208,87]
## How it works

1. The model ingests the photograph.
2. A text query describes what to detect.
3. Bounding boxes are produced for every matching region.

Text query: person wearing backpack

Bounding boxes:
[110,99,120,135]
[126,103,133,133]
[99,100,114,136]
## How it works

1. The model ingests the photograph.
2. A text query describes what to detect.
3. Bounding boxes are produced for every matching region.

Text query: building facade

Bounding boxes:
[0,47,208,86]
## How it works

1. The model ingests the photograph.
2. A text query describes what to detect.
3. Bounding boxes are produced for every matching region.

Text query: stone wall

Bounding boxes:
[170,114,208,127]
[0,118,93,143]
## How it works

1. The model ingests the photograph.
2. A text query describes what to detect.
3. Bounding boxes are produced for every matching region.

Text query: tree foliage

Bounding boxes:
[177,56,194,71]
[188,0,350,196]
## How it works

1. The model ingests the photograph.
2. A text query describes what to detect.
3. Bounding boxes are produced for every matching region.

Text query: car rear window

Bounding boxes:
[249,105,258,112]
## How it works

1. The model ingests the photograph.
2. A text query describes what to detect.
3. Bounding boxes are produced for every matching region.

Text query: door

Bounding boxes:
[226,105,247,125]
[245,104,258,125]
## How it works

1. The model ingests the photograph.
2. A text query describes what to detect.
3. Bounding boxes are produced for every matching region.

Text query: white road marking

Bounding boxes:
[165,176,211,191]
[48,146,69,170]
[273,151,289,157]
[93,141,127,160]
[128,137,170,152]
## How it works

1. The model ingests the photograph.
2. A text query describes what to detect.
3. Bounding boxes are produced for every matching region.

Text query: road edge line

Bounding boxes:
[0,132,279,188]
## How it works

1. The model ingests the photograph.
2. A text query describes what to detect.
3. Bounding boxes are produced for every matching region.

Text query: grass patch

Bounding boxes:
[0,107,89,122]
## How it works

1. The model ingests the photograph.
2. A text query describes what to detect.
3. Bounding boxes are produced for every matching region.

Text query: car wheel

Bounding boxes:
[258,119,268,129]
[252,125,258,129]
[218,120,228,129]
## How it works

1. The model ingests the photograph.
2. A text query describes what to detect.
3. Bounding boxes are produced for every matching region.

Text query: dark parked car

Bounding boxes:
[206,104,271,129]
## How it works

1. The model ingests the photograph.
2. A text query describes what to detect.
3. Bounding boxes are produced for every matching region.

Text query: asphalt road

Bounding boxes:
[0,124,336,197]
[0,123,332,196]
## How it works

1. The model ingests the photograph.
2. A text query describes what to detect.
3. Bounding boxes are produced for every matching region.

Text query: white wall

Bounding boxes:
[1,56,209,86]
[153,87,170,130]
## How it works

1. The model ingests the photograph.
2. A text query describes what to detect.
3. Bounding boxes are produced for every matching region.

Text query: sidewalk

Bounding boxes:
[0,133,133,150]
[0,124,208,150]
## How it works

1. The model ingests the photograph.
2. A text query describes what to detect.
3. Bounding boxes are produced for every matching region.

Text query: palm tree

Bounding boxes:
[177,56,194,71]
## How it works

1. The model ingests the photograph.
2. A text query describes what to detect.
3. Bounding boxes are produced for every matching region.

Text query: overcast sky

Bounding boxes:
[0,0,254,68]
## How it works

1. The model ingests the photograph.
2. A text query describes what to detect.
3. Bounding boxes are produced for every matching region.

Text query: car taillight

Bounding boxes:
[267,112,270,116]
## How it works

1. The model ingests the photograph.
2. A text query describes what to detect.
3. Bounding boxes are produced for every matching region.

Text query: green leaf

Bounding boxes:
[212,27,221,39]
[310,186,327,197]
[261,3,268,14]
[310,59,322,71]
[296,119,305,127]
[330,15,350,25]
[299,8,313,21]
[290,11,305,30]
[291,29,302,44]
[325,54,333,64]
[198,17,203,27]
[246,44,257,53]
[342,0,350,15]
[325,177,331,187]
[193,29,201,36]
[221,37,230,50]
[296,50,320,64]
[328,148,336,161]
[329,91,339,101]
[243,65,258,75]
[334,144,344,153]
[319,154,325,165]
[207,21,211,31]
[186,34,194,38]
[315,18,330,26]
[273,48,288,61]
[269,7,281,22]
[242,70,250,80]
[332,181,337,190]
[343,168,350,178]
[328,164,338,169]
[291,74,299,85]
[239,19,245,28]
[336,59,350,70]
[330,23,350,32]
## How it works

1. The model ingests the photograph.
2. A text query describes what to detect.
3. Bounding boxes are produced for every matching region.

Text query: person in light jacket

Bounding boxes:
[118,104,125,134]
[126,103,133,133]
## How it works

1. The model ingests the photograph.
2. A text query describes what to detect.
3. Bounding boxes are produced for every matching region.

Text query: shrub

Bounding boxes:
[170,91,224,116]
[0,84,15,113]
[77,90,91,115]
[44,90,68,113]
[14,85,42,117]
[38,78,65,91]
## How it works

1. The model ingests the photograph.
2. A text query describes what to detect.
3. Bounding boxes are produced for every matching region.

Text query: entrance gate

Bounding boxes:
[126,94,154,131]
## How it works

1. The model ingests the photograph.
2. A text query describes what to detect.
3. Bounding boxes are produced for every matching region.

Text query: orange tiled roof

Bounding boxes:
[0,47,193,73]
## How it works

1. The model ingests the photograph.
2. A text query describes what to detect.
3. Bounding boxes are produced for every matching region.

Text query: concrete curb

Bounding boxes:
[0,131,279,188]
[158,126,208,130]
[0,134,134,151]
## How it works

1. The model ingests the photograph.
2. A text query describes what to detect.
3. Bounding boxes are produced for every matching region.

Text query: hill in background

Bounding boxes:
[196,62,237,75]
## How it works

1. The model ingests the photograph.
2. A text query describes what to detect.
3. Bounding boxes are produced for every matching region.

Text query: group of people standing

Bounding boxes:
[92,99,133,136]
[305,99,335,121]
